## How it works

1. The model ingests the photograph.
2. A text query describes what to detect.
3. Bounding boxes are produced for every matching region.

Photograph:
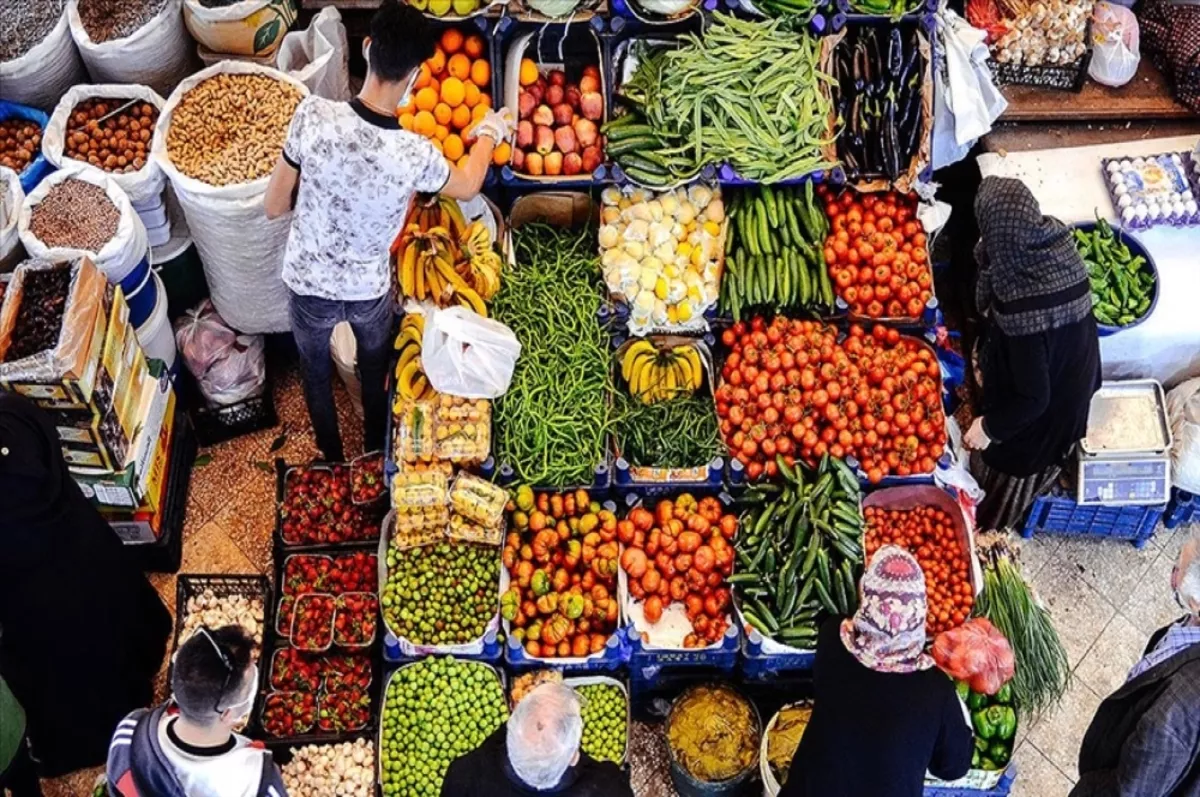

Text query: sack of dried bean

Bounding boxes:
[183,0,297,58]
[67,0,199,99]
[18,166,150,290]
[153,61,307,334]
[0,168,25,270]
[43,85,168,208]
[0,2,87,112]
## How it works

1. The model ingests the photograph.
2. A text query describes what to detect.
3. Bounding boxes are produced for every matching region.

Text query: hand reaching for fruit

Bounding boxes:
[472,108,515,145]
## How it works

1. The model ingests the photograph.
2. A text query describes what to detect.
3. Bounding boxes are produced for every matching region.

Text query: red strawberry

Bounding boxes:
[261,691,316,737]
[291,594,335,651]
[317,687,370,732]
[269,648,322,691]
[333,593,379,647]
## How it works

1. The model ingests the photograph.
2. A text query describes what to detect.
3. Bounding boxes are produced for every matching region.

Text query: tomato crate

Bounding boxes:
[628,623,740,681]
[1164,488,1199,529]
[925,763,1017,796]
[504,623,632,674]
[1021,492,1164,548]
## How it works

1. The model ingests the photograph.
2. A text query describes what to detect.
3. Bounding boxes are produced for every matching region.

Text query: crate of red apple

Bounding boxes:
[504,24,606,180]
[277,463,385,547]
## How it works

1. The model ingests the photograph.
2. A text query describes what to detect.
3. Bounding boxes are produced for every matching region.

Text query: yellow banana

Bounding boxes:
[398,360,422,399]
[455,285,488,317]
[399,245,418,296]
[396,344,420,374]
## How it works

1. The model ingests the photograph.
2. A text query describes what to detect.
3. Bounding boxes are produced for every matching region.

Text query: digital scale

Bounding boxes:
[1077,380,1172,506]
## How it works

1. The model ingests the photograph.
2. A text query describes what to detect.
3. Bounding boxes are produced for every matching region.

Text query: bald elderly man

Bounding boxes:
[1073,529,1200,796]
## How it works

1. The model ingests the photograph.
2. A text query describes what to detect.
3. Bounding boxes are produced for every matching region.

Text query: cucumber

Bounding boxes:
[603,123,656,142]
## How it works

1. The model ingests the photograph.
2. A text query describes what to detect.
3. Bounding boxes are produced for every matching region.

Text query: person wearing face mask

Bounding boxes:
[106,625,286,797]
[1072,529,1200,796]
[263,0,513,462]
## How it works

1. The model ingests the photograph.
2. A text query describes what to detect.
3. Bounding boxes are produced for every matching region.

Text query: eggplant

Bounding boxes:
[888,28,904,76]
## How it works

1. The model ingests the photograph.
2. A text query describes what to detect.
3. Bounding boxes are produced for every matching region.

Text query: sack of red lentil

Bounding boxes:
[67,0,199,99]
[0,2,87,112]
[0,167,25,271]
[17,166,149,290]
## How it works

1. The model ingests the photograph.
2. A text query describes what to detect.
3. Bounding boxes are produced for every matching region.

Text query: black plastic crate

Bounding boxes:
[991,52,1092,92]
[168,574,273,695]
[190,374,278,447]
[273,459,387,554]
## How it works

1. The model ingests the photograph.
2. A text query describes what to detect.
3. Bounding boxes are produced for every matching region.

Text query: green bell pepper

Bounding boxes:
[995,683,1012,705]
[980,757,999,772]
[975,735,988,753]
[992,705,1017,742]
[972,709,996,741]
[971,750,981,769]
[989,742,1011,766]
[956,681,970,703]
[967,690,988,712]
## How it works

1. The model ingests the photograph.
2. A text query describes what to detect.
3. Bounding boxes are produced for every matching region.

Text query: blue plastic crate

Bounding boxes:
[740,629,816,681]
[628,623,741,682]
[382,629,504,664]
[924,764,1016,797]
[504,627,633,673]
[1164,488,1198,530]
[1021,494,1164,548]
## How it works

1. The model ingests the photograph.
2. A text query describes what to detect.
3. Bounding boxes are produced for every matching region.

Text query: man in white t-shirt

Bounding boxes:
[106,625,286,797]
[264,0,512,460]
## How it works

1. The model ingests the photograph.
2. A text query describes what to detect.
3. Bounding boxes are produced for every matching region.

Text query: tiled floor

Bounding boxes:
[37,366,1194,797]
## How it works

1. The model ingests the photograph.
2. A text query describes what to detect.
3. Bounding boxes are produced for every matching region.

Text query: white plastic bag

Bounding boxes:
[174,300,267,406]
[422,306,521,399]
[1167,377,1200,493]
[276,7,351,101]
[1088,2,1140,87]
[330,321,363,418]
[18,165,149,286]
[67,0,197,98]
[932,10,1008,170]
[0,167,24,270]
[0,10,88,112]
[153,61,309,334]
[42,84,168,206]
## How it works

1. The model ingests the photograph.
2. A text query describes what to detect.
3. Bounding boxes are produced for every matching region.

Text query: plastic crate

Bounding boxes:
[384,627,504,664]
[1021,493,1164,548]
[169,574,273,694]
[505,626,633,673]
[190,378,278,447]
[273,459,386,553]
[1164,488,1199,529]
[925,764,1016,796]
[629,623,741,683]
[991,52,1091,92]
[740,629,816,681]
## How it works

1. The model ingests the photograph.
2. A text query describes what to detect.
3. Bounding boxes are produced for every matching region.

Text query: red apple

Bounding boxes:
[534,125,555,155]
[544,151,563,176]
[573,118,598,148]
[580,145,601,173]
[579,74,600,95]
[548,70,566,87]
[545,84,564,106]
[525,151,544,175]
[552,103,573,126]
[563,152,583,176]
[516,120,534,148]
[582,64,600,80]
[565,86,582,111]
[512,147,525,169]
[580,92,603,122]
[528,83,544,105]
[532,105,554,127]
[518,91,537,120]
[554,125,577,154]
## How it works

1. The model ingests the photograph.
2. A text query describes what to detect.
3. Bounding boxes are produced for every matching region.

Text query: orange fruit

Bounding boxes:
[414,63,432,89]
[398,96,413,114]
[463,35,484,58]
[518,58,538,86]
[470,59,490,88]
[451,104,472,130]
[471,103,489,123]
[434,102,453,125]
[457,154,470,169]
[414,87,438,112]
[440,76,465,107]
[413,110,437,137]
[428,77,440,96]
[440,28,464,54]
[434,124,449,141]
[447,53,471,81]
[476,92,491,110]
[492,140,511,166]
[463,81,482,107]
[399,112,415,131]
[428,49,446,76]
[443,134,465,161]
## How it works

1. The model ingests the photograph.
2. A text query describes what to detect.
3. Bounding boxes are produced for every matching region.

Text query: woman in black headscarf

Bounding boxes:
[965,176,1102,530]
[0,392,171,777]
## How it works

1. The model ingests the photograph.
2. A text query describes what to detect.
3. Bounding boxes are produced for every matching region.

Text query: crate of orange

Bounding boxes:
[861,484,982,637]
[398,25,509,172]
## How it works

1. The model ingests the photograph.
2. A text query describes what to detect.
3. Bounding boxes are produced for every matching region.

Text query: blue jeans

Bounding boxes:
[289,291,394,461]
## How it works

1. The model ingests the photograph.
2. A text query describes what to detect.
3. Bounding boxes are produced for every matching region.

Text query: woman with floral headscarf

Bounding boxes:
[779,546,972,797]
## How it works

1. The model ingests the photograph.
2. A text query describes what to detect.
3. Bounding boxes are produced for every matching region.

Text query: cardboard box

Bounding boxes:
[103,410,177,543]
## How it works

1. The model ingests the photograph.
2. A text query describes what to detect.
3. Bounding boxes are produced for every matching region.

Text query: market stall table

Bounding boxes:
[977,134,1200,386]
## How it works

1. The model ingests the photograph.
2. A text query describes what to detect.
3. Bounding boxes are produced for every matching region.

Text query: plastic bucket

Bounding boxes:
[136,271,176,370]
[103,247,151,296]
[125,262,158,328]
[152,236,206,322]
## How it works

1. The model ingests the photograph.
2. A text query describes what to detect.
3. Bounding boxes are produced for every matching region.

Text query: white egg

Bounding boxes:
[1148,202,1162,218]
[1121,159,1133,169]
[1115,183,1128,196]
[1134,205,1148,221]
[1106,161,1121,174]
[1171,153,1182,164]
[1174,201,1187,217]
[1184,190,1194,202]
[1122,206,1137,224]
[1118,194,1132,208]
[1187,200,1198,215]
[1133,157,1145,167]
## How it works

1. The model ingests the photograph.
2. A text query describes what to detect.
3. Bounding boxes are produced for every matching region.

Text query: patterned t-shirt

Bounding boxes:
[280,95,450,301]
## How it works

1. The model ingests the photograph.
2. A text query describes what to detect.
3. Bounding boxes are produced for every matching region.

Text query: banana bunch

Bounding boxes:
[460,219,503,300]
[394,197,490,317]
[393,314,437,405]
[621,340,705,404]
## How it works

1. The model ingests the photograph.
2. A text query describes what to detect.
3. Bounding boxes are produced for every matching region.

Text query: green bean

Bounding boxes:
[613,392,723,469]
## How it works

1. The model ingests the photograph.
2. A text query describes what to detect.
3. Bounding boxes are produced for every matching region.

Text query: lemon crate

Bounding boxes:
[1021,493,1164,548]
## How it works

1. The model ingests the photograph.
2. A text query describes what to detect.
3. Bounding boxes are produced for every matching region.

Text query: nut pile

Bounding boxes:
[77,0,168,43]
[166,74,303,186]
[0,119,42,174]
[0,0,65,61]
[64,99,158,174]
[5,268,70,362]
[179,588,266,658]
[281,739,375,797]
[28,179,119,252]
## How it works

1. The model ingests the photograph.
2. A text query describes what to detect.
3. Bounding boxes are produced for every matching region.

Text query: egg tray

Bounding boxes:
[1100,153,1200,230]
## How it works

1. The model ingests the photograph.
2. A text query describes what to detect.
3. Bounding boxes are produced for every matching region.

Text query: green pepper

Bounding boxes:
[971,750,981,769]
[980,757,999,772]
[989,741,1011,766]
[995,683,1012,705]
[967,691,988,712]
[972,709,996,740]
[956,681,970,703]
[975,735,988,752]
[993,705,1017,741]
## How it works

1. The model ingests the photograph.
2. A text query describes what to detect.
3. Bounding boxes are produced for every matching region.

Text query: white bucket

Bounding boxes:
[136,271,176,370]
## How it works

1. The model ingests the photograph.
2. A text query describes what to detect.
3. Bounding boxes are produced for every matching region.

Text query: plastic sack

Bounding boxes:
[932,617,1015,695]
[18,165,149,286]
[1088,2,1140,87]
[183,0,298,58]
[276,7,351,101]
[1167,377,1200,494]
[67,0,198,98]
[42,84,168,206]
[0,102,55,194]
[932,10,1008,170]
[421,306,521,399]
[0,10,87,112]
[330,321,363,418]
[153,61,309,334]
[0,167,24,270]
[174,300,267,406]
